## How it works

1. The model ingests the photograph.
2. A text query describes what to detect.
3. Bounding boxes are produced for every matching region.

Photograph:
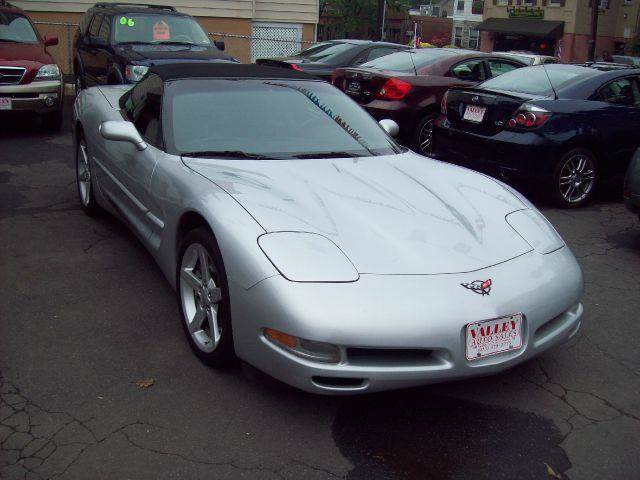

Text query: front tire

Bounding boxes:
[177,227,235,367]
[414,113,436,156]
[76,134,101,216]
[551,148,598,208]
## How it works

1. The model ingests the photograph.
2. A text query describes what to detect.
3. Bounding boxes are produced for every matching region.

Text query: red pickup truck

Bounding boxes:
[0,2,64,130]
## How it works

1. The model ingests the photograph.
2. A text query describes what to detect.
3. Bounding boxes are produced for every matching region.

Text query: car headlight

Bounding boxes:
[506,209,565,254]
[34,64,60,81]
[258,232,358,282]
[125,65,149,82]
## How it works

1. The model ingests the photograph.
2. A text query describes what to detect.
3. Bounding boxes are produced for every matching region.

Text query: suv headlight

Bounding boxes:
[125,65,149,82]
[34,64,61,81]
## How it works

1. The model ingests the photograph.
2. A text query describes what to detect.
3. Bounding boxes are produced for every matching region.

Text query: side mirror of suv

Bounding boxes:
[214,40,225,51]
[44,35,59,47]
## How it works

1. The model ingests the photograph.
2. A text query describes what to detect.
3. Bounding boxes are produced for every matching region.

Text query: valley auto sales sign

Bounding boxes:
[508,7,545,19]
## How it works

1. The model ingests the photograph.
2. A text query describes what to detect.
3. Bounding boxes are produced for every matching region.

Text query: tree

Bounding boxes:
[320,0,411,40]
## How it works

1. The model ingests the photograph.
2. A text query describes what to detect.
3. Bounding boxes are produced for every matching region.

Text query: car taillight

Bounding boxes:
[290,63,303,71]
[441,93,447,115]
[377,78,412,100]
[506,104,551,130]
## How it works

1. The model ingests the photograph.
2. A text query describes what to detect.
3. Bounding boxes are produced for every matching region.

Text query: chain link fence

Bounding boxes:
[31,21,318,76]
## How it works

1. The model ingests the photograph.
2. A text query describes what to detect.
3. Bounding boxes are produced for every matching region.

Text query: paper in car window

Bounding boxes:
[153,20,170,41]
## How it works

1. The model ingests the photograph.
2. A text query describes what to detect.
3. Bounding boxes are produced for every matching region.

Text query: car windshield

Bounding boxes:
[0,12,38,43]
[113,13,210,45]
[361,49,462,73]
[294,42,354,62]
[479,65,597,96]
[165,79,402,158]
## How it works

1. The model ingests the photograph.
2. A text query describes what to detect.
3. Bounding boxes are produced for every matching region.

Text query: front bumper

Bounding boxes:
[232,247,583,394]
[0,80,64,114]
[433,119,559,181]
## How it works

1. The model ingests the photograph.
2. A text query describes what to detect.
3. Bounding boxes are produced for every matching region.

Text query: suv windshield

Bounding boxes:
[479,65,598,96]
[294,42,354,62]
[113,13,210,45]
[0,12,38,43]
[165,79,402,158]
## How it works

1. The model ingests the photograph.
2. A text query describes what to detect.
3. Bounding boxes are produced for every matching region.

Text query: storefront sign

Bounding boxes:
[507,7,545,19]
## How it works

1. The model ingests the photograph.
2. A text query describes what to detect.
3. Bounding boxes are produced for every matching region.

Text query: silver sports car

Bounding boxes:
[73,63,584,394]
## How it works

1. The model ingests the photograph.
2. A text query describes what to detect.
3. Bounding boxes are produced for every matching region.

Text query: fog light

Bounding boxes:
[43,96,55,107]
[264,328,341,364]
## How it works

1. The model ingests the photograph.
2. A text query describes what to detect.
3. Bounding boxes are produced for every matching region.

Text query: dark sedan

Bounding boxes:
[255,39,406,81]
[332,48,527,154]
[624,148,640,219]
[434,64,640,207]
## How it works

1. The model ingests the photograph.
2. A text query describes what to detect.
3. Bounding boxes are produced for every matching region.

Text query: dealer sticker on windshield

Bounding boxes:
[465,313,523,361]
[0,98,11,111]
[463,105,485,123]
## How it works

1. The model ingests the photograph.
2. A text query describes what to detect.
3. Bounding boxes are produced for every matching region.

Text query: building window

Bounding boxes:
[468,29,479,49]
[496,0,508,4]
[523,0,535,5]
[454,26,463,46]
[456,0,465,11]
[623,0,632,4]
[548,0,562,5]
[472,0,484,14]
[598,0,609,7]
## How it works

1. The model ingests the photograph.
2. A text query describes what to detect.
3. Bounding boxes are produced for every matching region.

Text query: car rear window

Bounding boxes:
[295,42,354,62]
[362,49,465,74]
[479,65,598,96]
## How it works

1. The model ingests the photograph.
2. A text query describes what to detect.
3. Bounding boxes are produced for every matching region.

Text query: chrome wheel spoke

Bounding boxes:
[189,306,206,334]
[206,307,221,343]
[181,268,202,290]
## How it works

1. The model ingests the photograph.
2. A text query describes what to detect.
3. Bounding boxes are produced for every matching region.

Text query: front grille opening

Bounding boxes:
[312,376,366,389]
[534,304,579,345]
[346,348,439,367]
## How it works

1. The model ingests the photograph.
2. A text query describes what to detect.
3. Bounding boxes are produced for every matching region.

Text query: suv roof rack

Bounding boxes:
[94,3,177,11]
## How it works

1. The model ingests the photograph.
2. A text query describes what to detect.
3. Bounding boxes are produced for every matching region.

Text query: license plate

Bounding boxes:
[346,81,361,94]
[463,105,486,123]
[0,98,11,110]
[465,313,523,361]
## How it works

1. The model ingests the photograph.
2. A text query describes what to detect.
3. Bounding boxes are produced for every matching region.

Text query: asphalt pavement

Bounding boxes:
[1,100,639,479]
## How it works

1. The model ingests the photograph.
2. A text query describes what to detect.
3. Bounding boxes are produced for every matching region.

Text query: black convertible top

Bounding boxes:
[149,62,316,81]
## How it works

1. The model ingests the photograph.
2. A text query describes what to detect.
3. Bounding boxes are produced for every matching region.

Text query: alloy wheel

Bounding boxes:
[418,118,434,155]
[558,153,596,204]
[77,141,91,206]
[179,243,223,353]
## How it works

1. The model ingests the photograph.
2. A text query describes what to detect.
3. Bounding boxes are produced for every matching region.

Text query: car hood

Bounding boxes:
[0,41,52,65]
[184,152,533,275]
[114,44,231,63]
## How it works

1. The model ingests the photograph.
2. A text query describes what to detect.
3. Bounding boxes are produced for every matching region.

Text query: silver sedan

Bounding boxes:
[72,63,584,394]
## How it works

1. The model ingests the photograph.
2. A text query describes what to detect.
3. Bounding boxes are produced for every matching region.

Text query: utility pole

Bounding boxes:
[377,0,387,41]
[589,0,600,61]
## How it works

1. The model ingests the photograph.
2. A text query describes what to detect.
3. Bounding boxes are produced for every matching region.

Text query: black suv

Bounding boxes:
[73,2,232,91]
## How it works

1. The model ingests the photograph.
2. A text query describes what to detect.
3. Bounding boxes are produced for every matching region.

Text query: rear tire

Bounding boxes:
[550,148,598,208]
[177,227,236,367]
[414,113,436,156]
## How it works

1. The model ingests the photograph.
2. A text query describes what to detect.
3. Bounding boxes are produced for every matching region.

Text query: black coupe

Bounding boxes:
[434,64,640,207]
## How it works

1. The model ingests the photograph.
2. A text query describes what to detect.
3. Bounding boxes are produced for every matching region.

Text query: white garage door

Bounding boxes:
[251,22,303,62]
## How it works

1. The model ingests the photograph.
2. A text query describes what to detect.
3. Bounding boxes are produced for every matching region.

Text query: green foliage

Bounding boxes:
[320,0,411,39]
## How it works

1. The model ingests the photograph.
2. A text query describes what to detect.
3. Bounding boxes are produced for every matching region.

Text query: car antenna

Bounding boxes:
[541,64,558,100]
[409,51,418,75]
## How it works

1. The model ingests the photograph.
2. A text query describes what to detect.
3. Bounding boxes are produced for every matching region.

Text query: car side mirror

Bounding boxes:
[379,119,399,137]
[44,35,58,47]
[100,121,147,151]
[214,40,225,51]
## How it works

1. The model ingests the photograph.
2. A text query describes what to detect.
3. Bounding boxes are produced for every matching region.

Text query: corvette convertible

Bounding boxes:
[73,63,584,394]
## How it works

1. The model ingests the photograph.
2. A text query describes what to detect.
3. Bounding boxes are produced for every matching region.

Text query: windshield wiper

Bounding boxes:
[156,41,199,46]
[181,150,275,160]
[293,151,361,159]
